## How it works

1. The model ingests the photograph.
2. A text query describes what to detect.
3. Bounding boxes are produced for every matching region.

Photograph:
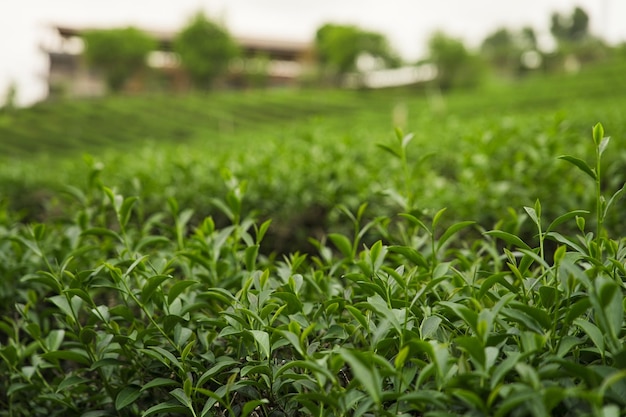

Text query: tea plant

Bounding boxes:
[2,120,625,416]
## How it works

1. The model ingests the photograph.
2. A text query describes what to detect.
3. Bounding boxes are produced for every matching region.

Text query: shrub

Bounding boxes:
[1,124,625,416]
[83,27,156,92]
[173,13,239,90]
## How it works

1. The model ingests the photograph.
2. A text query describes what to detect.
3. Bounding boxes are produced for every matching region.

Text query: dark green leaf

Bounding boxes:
[115,386,141,410]
[80,227,123,242]
[140,378,179,392]
[142,400,188,417]
[141,274,170,302]
[574,318,605,354]
[167,280,198,305]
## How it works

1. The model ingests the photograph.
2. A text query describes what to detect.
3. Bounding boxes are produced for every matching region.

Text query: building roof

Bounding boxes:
[52,25,311,56]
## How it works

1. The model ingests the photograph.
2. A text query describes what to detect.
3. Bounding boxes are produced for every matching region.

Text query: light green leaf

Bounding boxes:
[242,399,270,416]
[598,136,610,155]
[46,329,65,351]
[119,196,138,228]
[604,183,625,218]
[255,219,272,244]
[558,155,596,180]
[376,143,401,159]
[523,206,539,227]
[169,388,192,409]
[546,210,590,233]
[420,316,442,340]
[249,330,271,359]
[432,207,447,229]
[483,230,531,250]
[592,122,604,146]
[339,349,381,404]
[244,244,259,271]
[437,220,475,251]
[395,345,410,369]
[328,233,353,259]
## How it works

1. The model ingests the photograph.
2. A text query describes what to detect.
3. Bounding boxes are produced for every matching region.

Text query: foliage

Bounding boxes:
[1,82,17,111]
[83,27,156,92]
[551,6,590,44]
[173,13,239,90]
[315,23,400,81]
[427,31,484,90]
[1,57,626,256]
[480,26,539,76]
[1,121,625,416]
[548,6,611,70]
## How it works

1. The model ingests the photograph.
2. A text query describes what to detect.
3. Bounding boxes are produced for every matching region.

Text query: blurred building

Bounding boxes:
[43,25,313,99]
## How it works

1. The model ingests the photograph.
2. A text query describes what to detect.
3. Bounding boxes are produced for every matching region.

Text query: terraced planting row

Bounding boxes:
[0,90,369,157]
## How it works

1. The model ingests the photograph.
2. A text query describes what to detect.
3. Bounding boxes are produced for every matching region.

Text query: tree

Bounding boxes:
[549,6,608,68]
[481,28,517,71]
[315,23,399,81]
[83,27,156,92]
[551,6,590,43]
[1,82,17,112]
[174,13,239,90]
[480,26,540,76]
[428,31,483,90]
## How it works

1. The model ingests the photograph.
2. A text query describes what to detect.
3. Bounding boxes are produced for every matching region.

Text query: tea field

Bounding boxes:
[0,57,625,416]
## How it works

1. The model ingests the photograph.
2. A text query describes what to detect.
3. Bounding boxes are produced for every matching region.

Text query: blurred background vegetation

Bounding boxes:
[0,5,624,255]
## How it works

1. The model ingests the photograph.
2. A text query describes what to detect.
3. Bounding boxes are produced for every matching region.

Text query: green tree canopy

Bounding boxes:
[173,13,239,90]
[480,26,539,75]
[83,27,156,92]
[315,23,399,78]
[551,6,590,43]
[428,31,483,90]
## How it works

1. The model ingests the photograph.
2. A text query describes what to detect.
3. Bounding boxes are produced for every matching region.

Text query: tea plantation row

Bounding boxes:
[1,58,625,416]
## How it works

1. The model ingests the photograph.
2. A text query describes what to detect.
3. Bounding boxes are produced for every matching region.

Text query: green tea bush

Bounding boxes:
[1,124,624,416]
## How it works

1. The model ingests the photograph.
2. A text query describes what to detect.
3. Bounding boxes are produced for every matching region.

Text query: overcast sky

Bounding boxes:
[1,0,624,106]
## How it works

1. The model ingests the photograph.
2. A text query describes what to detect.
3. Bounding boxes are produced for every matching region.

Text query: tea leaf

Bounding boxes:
[483,230,531,250]
[242,399,270,416]
[141,274,171,302]
[546,210,590,233]
[115,386,141,410]
[249,330,271,359]
[376,143,401,159]
[437,220,475,251]
[339,349,381,404]
[420,316,442,340]
[140,378,179,392]
[592,122,604,146]
[329,233,353,259]
[574,318,605,354]
[168,280,198,305]
[558,155,596,180]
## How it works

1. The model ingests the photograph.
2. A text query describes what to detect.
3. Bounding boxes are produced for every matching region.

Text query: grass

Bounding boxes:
[1,57,626,416]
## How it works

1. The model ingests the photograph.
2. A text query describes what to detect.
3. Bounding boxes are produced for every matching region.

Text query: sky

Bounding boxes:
[1,0,624,106]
